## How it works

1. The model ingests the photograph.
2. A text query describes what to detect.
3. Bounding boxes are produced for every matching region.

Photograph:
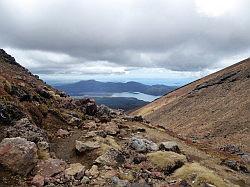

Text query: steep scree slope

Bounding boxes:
[132,58,250,156]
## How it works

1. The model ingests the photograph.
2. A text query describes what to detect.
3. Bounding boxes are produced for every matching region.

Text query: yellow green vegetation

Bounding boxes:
[119,171,134,181]
[95,136,121,155]
[173,162,238,187]
[147,151,187,170]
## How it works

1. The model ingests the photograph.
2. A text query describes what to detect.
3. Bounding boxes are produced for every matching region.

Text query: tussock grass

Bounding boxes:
[173,162,238,187]
[147,151,187,170]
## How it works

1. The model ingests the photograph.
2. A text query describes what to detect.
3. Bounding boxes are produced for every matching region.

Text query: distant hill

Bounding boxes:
[94,97,149,111]
[55,80,177,96]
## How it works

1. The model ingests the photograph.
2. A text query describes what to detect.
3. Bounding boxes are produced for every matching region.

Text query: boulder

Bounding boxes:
[159,141,180,153]
[146,151,187,175]
[0,137,38,175]
[75,140,100,153]
[95,148,125,166]
[96,105,114,117]
[130,137,158,152]
[5,118,48,142]
[35,158,67,178]
[0,101,25,125]
[96,105,119,122]
[65,163,85,176]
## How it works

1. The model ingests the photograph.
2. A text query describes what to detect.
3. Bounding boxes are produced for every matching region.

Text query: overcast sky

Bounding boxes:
[0,0,249,85]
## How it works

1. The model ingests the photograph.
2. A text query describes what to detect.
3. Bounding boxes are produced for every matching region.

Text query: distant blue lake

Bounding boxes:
[73,92,160,102]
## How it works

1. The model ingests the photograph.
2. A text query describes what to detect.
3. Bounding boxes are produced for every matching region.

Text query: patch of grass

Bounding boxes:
[95,136,121,155]
[147,151,187,171]
[173,162,238,187]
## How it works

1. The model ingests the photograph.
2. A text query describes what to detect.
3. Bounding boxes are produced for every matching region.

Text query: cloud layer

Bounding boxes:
[0,0,249,82]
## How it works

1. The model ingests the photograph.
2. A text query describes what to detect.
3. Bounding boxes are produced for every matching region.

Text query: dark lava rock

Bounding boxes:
[219,144,244,155]
[159,141,181,153]
[36,87,52,99]
[133,154,147,164]
[4,118,48,143]
[0,101,25,125]
[85,101,98,116]
[164,160,185,175]
[132,115,144,122]
[221,159,249,173]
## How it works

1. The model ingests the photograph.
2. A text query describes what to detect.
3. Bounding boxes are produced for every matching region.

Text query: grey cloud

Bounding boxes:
[0,0,250,74]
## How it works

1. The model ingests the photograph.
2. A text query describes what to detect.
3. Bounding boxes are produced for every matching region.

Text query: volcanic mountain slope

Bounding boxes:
[0,49,249,187]
[132,58,250,156]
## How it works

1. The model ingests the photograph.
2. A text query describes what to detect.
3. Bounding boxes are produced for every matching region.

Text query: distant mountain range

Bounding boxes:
[55,80,177,96]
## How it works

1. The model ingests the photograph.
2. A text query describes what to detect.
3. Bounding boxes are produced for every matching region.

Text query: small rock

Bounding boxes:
[36,87,53,99]
[56,129,70,138]
[75,140,100,153]
[203,183,217,187]
[99,115,111,123]
[68,117,81,126]
[85,100,98,116]
[130,137,158,152]
[83,121,97,130]
[85,131,97,138]
[65,163,85,176]
[159,141,181,153]
[35,158,67,178]
[85,165,99,178]
[0,137,38,175]
[81,176,90,184]
[111,176,129,187]
[135,127,146,133]
[104,122,119,135]
[219,144,243,155]
[132,115,144,122]
[221,159,238,171]
[31,175,45,187]
[133,154,147,164]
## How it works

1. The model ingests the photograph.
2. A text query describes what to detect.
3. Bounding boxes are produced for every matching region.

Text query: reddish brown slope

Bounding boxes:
[132,59,250,153]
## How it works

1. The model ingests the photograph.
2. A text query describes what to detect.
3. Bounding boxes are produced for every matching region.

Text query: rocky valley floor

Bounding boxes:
[0,49,249,187]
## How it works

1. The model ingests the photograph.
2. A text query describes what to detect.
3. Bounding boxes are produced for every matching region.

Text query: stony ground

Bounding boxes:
[0,49,249,187]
